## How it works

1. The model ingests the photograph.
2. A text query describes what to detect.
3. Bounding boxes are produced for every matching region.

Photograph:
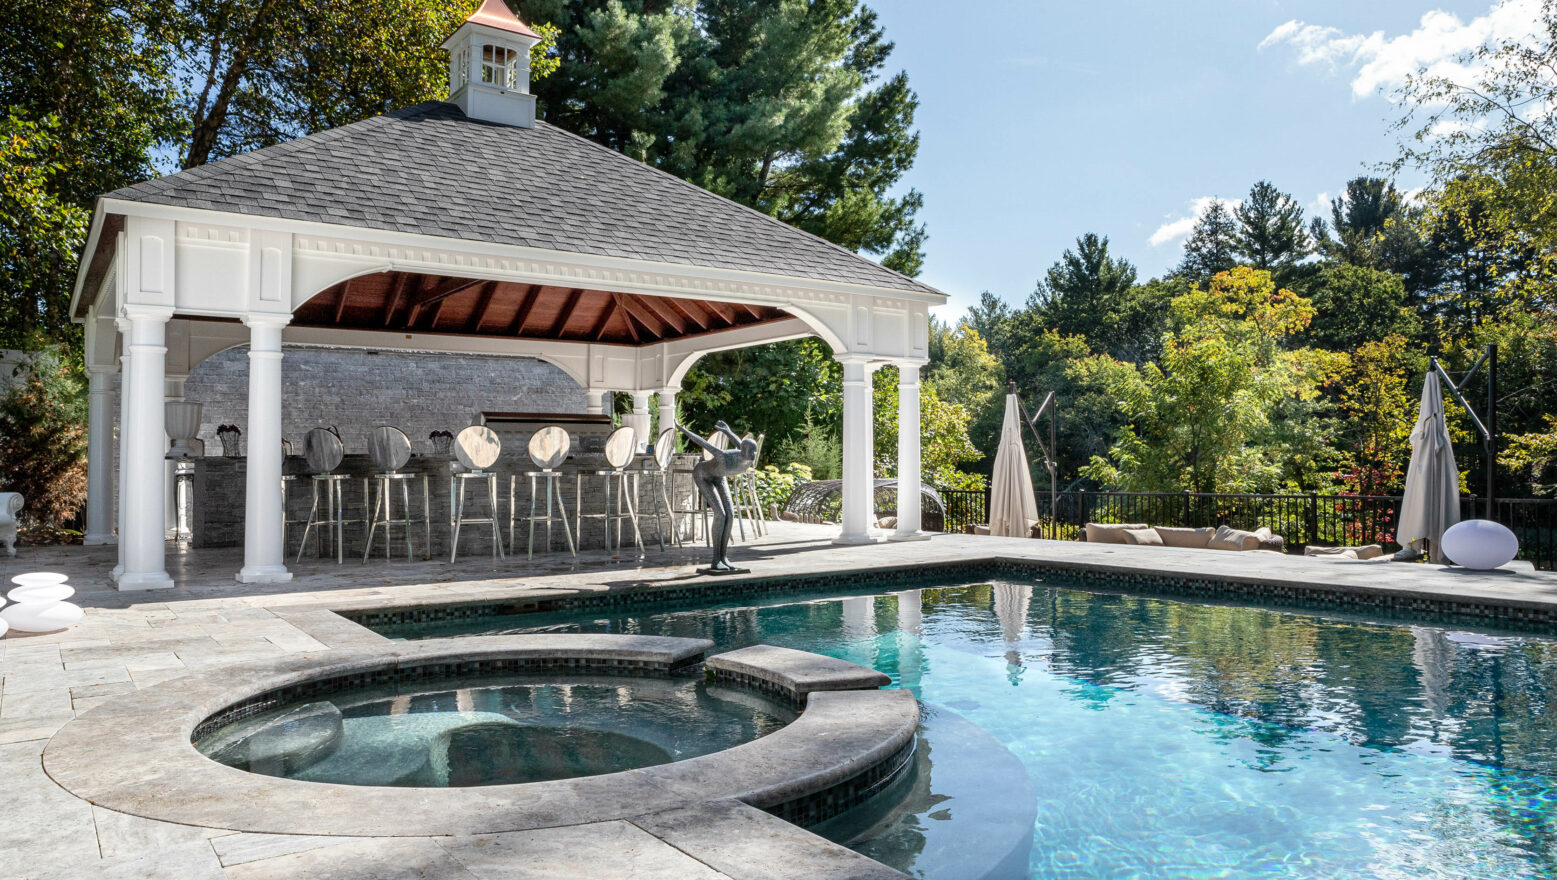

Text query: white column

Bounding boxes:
[835,355,876,544]
[584,387,609,416]
[238,318,292,584]
[627,391,653,451]
[657,388,679,450]
[891,362,929,541]
[84,365,117,545]
[163,376,186,538]
[112,320,130,576]
[115,308,174,591]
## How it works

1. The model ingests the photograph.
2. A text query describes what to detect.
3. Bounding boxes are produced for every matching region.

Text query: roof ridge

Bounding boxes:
[532,120,935,295]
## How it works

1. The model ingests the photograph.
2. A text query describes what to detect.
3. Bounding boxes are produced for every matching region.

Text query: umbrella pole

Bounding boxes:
[1430,344,1499,522]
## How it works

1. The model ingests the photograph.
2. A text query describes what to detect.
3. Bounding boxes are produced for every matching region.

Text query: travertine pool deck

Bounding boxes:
[2,523,1554,879]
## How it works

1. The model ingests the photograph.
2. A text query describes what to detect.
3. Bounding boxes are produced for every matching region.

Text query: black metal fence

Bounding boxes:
[940,489,989,535]
[933,487,1557,571]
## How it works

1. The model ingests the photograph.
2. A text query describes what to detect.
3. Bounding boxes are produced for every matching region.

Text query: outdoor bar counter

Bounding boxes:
[190,442,690,559]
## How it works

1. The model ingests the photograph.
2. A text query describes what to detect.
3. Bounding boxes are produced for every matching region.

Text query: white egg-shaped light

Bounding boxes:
[10,571,68,588]
[1,601,83,633]
[7,583,73,604]
[1441,519,1520,570]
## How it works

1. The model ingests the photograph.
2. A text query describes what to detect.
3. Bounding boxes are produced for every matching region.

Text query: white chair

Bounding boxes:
[0,492,22,557]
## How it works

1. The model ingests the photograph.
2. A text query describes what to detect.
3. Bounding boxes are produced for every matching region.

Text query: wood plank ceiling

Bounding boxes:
[291,271,787,346]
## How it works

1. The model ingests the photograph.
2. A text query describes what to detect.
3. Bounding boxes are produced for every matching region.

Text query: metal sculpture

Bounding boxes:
[676,420,757,574]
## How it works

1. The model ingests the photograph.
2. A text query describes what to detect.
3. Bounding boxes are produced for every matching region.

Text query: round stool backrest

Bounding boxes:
[368,426,412,473]
[528,425,570,470]
[303,427,345,474]
[702,429,727,462]
[603,426,636,470]
[654,427,677,470]
[453,426,501,472]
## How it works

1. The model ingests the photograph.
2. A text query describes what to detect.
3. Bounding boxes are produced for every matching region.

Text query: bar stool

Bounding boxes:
[363,426,429,563]
[296,427,351,564]
[518,425,576,559]
[734,433,767,537]
[449,425,505,563]
[575,426,643,555]
[640,427,681,550]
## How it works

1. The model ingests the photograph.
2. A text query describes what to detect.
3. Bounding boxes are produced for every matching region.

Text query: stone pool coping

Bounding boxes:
[340,551,1557,638]
[41,634,919,841]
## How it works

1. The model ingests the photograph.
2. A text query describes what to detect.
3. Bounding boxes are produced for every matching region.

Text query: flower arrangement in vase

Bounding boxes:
[429,430,454,455]
[216,424,242,457]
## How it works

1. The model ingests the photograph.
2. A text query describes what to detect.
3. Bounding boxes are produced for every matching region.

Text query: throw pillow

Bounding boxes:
[1122,527,1164,546]
[1085,522,1150,544]
[1208,525,1260,551]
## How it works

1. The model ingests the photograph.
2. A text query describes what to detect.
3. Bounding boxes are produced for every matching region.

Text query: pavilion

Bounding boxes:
[68,0,943,590]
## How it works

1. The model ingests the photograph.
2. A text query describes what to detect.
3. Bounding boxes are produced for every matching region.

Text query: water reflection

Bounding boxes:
[474,580,1557,878]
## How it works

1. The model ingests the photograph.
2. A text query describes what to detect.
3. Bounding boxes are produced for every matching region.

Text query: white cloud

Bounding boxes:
[1148,196,1240,248]
[1310,191,1332,220]
[1259,0,1544,99]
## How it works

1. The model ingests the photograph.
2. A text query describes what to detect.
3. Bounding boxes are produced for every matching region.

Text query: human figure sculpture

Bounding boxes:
[676,420,757,574]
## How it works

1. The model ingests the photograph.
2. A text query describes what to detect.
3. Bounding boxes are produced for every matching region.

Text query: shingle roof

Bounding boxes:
[103,102,938,297]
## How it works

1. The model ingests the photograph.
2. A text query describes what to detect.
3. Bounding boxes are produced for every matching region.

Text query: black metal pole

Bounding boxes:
[1487,343,1497,520]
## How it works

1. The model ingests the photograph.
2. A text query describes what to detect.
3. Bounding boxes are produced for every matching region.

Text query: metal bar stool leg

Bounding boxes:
[361,478,380,564]
[297,480,321,564]
[554,477,576,555]
[528,474,540,559]
[488,474,505,559]
[450,477,466,564]
[401,477,413,560]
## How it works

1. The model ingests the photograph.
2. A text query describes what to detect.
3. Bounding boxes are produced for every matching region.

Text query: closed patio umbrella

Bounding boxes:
[1396,372,1460,563]
[988,392,1038,538]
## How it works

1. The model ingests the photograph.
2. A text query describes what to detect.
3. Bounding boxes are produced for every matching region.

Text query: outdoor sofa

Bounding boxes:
[1082,522,1286,553]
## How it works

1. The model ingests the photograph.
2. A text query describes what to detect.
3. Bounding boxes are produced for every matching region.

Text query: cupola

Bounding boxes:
[442,0,542,127]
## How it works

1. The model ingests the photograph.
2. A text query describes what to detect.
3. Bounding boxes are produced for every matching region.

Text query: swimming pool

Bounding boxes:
[396,580,1557,879]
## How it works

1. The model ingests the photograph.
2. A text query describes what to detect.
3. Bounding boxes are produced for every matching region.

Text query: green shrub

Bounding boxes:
[0,351,87,528]
[753,462,812,515]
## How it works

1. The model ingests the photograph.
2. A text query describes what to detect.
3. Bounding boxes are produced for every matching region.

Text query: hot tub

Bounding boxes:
[194,673,795,787]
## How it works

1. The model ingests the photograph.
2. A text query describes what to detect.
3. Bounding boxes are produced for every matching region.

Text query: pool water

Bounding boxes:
[408,582,1557,879]
[196,675,794,787]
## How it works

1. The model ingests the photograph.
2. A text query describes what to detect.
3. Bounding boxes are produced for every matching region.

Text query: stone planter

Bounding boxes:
[165,402,204,458]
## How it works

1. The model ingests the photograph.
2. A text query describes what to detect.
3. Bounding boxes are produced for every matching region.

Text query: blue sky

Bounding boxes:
[867,0,1536,320]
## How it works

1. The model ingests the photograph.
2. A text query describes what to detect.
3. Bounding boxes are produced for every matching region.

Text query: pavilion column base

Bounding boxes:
[84,533,117,546]
[833,532,880,546]
[114,570,175,591]
[888,530,931,542]
[236,565,293,585]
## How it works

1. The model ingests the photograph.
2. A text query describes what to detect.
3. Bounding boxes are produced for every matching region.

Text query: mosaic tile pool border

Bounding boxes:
[345,556,1557,636]
[764,736,917,828]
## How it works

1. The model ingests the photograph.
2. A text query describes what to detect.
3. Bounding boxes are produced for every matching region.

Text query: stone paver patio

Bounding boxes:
[2,524,1553,879]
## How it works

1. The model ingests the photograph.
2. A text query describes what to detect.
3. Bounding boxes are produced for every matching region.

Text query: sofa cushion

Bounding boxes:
[1122,527,1164,546]
[1153,526,1215,549]
[1253,527,1285,553]
[1208,525,1261,552]
[1305,546,1358,559]
[1085,522,1149,544]
[1304,544,1384,560]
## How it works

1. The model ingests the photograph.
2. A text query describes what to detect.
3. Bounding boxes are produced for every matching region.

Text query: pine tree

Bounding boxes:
[1177,200,1238,285]
[1233,181,1310,274]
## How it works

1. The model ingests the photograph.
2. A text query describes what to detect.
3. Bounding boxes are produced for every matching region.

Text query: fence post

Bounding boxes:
[1182,491,1192,527]
[1306,491,1319,548]
[1077,489,1086,534]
